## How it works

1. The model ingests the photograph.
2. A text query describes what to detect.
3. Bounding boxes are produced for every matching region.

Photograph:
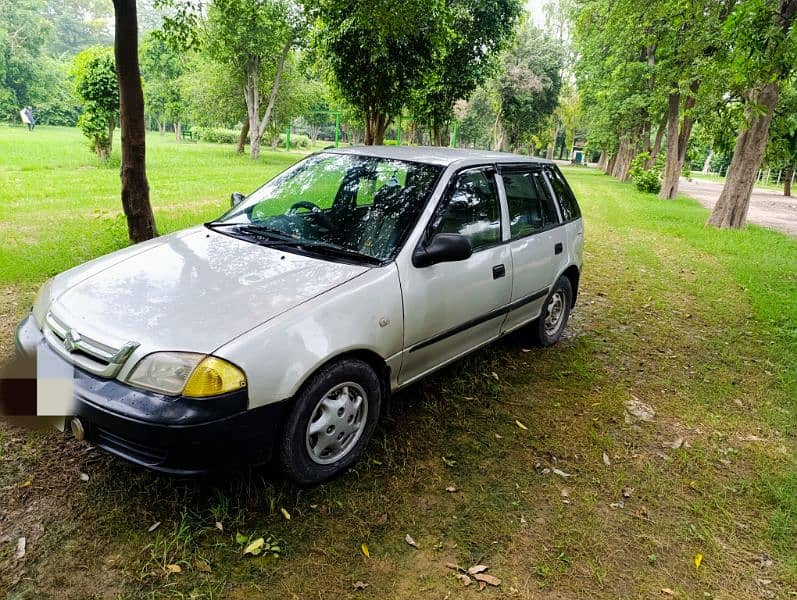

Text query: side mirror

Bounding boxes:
[230,192,246,208]
[413,233,472,268]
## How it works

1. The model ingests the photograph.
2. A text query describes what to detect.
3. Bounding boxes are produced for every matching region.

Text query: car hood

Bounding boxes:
[48,227,369,354]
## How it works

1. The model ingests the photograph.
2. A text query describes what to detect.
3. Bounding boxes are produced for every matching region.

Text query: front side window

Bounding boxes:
[502,168,559,238]
[432,169,501,251]
[545,166,581,222]
[212,153,442,262]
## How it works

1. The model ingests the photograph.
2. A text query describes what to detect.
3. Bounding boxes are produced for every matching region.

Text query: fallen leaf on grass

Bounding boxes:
[442,456,457,467]
[215,521,223,532]
[361,543,370,558]
[552,468,573,478]
[664,437,684,449]
[624,396,655,422]
[479,581,486,590]
[195,559,211,573]
[467,565,488,575]
[405,534,418,548]
[445,562,459,570]
[148,521,161,533]
[473,573,501,586]
[661,588,675,595]
[235,532,247,544]
[165,564,182,574]
[280,507,291,520]
[79,472,90,482]
[494,433,503,439]
[243,538,265,556]
[621,486,634,498]
[515,420,528,430]
[18,479,32,488]
[602,452,611,466]
[694,553,703,569]
[521,348,532,353]
[456,573,472,586]
[15,537,25,559]
[491,371,500,381]
[352,581,369,590]
[445,486,457,493]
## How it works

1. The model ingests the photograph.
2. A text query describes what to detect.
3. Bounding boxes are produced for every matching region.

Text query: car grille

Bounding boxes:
[43,312,139,378]
[93,425,167,466]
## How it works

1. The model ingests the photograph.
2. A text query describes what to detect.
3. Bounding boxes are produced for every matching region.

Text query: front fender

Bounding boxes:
[214,264,404,408]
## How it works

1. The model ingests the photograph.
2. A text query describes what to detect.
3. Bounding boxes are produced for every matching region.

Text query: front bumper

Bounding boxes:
[13,315,290,475]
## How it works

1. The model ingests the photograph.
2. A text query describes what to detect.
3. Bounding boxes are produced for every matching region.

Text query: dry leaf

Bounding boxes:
[195,559,212,573]
[494,433,503,439]
[456,573,472,586]
[445,562,459,570]
[360,543,370,558]
[215,521,223,532]
[474,573,501,586]
[621,486,634,498]
[479,581,487,591]
[553,468,573,478]
[18,479,32,488]
[515,420,528,430]
[280,507,291,520]
[467,564,489,575]
[442,456,457,467]
[165,564,182,574]
[353,581,369,590]
[243,538,265,556]
[446,485,457,492]
[521,348,532,353]
[491,371,499,381]
[661,588,675,595]
[602,452,611,466]
[15,537,25,560]
[694,553,703,569]
[148,521,161,533]
[405,533,418,548]
[79,472,89,482]
[625,397,655,422]
[665,437,684,449]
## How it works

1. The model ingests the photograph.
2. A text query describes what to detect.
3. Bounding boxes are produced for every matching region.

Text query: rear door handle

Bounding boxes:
[492,264,506,279]
[554,242,563,255]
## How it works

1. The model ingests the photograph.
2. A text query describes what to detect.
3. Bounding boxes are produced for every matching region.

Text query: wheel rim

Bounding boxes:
[305,382,368,465]
[544,290,566,336]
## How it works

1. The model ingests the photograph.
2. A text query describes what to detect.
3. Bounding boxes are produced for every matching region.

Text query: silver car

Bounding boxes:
[15,146,583,484]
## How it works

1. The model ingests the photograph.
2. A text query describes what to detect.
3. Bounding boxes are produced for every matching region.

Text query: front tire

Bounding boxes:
[531,276,573,347]
[279,358,381,485]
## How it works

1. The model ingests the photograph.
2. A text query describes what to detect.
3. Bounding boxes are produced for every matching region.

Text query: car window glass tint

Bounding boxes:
[502,169,559,238]
[436,170,501,250]
[545,166,581,221]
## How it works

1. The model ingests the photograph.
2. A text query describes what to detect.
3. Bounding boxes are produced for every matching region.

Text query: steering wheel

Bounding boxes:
[287,200,332,229]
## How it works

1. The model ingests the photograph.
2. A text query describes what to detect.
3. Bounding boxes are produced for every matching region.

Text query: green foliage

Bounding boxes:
[629,152,662,194]
[193,126,241,144]
[140,32,186,127]
[279,132,310,148]
[72,46,118,159]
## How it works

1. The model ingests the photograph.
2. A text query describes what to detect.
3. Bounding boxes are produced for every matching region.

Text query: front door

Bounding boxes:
[398,167,512,385]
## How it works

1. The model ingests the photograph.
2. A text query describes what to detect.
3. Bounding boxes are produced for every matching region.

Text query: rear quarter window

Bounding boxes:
[545,166,581,222]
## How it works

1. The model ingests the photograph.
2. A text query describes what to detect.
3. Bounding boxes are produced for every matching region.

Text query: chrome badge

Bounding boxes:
[63,329,82,352]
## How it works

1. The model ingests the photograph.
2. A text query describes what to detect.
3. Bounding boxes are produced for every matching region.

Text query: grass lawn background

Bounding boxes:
[0,125,795,598]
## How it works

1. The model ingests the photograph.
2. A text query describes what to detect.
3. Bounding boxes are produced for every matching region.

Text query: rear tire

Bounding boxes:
[531,276,573,347]
[279,358,381,485]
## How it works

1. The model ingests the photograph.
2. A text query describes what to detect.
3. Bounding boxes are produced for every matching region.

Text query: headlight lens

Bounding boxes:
[127,352,247,397]
[31,277,54,326]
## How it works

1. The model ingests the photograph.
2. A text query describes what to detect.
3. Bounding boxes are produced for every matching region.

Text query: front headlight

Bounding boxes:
[31,277,54,327]
[127,352,247,397]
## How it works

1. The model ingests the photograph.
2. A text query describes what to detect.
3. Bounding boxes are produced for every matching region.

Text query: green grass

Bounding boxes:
[0,127,795,599]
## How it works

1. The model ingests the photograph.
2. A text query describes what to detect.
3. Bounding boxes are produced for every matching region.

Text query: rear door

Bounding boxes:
[499,164,567,333]
[544,165,584,267]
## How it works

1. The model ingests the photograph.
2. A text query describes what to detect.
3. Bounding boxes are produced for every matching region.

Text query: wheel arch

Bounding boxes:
[561,264,580,307]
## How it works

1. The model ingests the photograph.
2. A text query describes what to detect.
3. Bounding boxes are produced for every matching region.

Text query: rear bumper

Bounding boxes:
[13,315,291,475]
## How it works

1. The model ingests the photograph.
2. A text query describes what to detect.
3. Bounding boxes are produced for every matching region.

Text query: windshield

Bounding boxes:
[212,152,443,263]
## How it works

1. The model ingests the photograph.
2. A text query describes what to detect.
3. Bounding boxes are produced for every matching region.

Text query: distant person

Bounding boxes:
[19,107,31,130]
[25,106,36,130]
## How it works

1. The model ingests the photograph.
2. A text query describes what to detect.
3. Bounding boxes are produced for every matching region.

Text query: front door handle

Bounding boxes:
[554,242,563,255]
[492,264,506,279]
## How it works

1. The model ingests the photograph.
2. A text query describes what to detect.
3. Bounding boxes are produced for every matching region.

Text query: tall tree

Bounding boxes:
[206,0,303,159]
[72,47,118,159]
[113,0,158,242]
[709,0,797,228]
[309,0,448,145]
[408,0,522,146]
[140,32,186,137]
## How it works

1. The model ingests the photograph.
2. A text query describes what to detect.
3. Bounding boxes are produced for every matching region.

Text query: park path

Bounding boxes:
[679,176,797,236]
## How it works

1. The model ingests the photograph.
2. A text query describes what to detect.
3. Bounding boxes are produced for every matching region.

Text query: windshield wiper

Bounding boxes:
[206,221,297,242]
[290,241,383,265]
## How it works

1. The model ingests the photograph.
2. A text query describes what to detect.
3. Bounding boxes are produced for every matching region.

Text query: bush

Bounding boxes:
[629,152,662,194]
[278,132,311,149]
[194,126,240,144]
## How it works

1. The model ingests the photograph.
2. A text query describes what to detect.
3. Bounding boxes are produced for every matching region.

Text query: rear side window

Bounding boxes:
[433,169,501,251]
[501,168,559,238]
[545,166,581,221]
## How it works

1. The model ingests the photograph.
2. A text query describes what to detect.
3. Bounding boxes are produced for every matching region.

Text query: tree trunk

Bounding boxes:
[612,137,636,182]
[605,153,616,175]
[236,119,249,153]
[646,117,666,168]
[785,165,794,197]
[659,80,700,199]
[708,83,779,229]
[107,118,115,154]
[244,40,291,159]
[701,148,713,174]
[546,123,558,160]
[364,111,388,145]
[112,0,157,243]
[597,150,606,170]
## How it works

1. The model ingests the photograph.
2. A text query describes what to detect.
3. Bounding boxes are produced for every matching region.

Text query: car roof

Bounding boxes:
[322,145,555,168]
